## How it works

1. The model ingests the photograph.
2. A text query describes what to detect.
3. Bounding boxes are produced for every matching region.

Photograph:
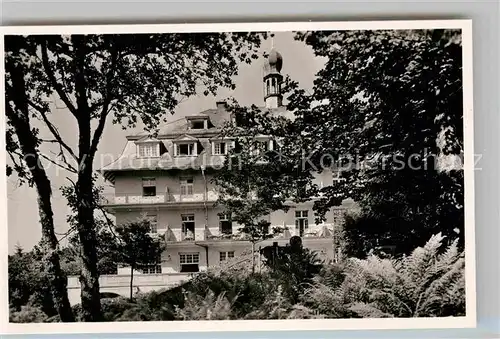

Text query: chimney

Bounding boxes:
[216,101,227,110]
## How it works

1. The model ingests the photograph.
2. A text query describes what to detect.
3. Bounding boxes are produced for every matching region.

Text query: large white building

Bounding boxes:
[67,45,355,305]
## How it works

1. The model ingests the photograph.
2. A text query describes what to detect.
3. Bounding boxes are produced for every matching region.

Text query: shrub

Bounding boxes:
[187,270,271,318]
[175,290,234,320]
[343,233,465,317]
[244,284,295,319]
[10,305,48,323]
[265,246,324,304]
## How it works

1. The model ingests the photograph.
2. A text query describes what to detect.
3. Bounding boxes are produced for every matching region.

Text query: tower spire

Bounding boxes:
[262,33,283,109]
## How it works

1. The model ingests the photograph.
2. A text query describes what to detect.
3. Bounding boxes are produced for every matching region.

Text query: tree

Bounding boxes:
[214,135,284,272]
[8,245,60,319]
[263,238,323,304]
[5,32,267,320]
[213,99,315,272]
[293,29,464,255]
[114,218,165,301]
[5,36,75,321]
[62,177,121,276]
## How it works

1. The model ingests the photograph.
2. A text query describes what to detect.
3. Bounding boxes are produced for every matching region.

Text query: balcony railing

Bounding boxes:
[163,224,335,243]
[67,272,195,289]
[101,190,219,206]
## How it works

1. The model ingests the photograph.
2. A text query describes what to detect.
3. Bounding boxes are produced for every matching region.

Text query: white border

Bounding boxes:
[0,19,476,335]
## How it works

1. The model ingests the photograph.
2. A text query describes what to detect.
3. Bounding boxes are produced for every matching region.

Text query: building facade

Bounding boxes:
[67,45,355,305]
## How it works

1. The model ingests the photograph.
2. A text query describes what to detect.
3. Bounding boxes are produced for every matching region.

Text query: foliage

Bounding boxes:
[8,245,59,317]
[187,269,272,318]
[10,234,466,322]
[175,290,235,320]
[303,233,465,318]
[296,29,464,254]
[214,30,464,257]
[6,32,267,321]
[9,305,49,323]
[341,213,402,258]
[349,233,465,317]
[264,243,323,304]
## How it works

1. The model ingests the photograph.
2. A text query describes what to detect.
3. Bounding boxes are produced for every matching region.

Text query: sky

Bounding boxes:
[7,31,326,253]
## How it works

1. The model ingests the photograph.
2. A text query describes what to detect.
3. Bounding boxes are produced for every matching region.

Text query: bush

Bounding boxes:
[175,290,234,320]
[10,305,49,323]
[266,247,323,304]
[34,234,465,322]
[303,233,465,319]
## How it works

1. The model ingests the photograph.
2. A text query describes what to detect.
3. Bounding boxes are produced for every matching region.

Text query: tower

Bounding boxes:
[263,34,283,109]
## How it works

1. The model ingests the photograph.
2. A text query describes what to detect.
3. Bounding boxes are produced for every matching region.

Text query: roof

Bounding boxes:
[100,104,294,183]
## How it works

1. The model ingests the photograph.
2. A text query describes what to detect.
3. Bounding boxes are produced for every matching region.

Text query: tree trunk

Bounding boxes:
[75,162,103,321]
[5,59,75,322]
[129,265,134,302]
[251,242,256,274]
[73,35,103,321]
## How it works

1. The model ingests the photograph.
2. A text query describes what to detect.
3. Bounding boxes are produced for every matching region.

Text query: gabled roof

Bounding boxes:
[172,134,199,142]
[135,136,160,143]
[100,103,294,183]
[185,115,210,120]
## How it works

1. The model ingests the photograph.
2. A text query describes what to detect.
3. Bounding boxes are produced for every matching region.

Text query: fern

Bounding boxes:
[302,234,465,318]
[345,233,465,317]
[175,290,235,320]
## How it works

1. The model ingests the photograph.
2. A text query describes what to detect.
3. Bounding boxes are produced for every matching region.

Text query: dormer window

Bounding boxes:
[191,120,206,130]
[176,143,196,156]
[211,139,235,155]
[136,138,166,158]
[186,116,212,130]
[213,142,226,155]
[173,134,203,157]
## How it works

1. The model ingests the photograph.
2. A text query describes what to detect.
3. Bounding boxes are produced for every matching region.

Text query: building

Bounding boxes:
[66,43,355,305]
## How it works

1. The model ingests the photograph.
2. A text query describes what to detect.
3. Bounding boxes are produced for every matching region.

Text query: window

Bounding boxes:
[180,178,194,196]
[332,208,347,226]
[179,252,200,273]
[142,178,156,196]
[177,143,196,156]
[138,143,159,157]
[213,142,227,155]
[191,120,206,129]
[181,214,195,239]
[145,214,158,233]
[142,265,162,274]
[219,213,232,235]
[142,253,162,274]
[295,210,309,237]
[219,251,235,262]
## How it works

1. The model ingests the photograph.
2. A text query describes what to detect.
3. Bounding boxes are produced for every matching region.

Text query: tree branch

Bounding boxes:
[40,40,78,118]
[40,153,77,173]
[89,42,119,158]
[27,99,79,161]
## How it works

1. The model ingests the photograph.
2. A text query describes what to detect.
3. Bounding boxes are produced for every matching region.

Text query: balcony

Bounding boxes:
[162,224,336,243]
[101,190,219,206]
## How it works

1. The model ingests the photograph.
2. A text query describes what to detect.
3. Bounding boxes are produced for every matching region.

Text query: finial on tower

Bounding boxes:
[270,33,275,49]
